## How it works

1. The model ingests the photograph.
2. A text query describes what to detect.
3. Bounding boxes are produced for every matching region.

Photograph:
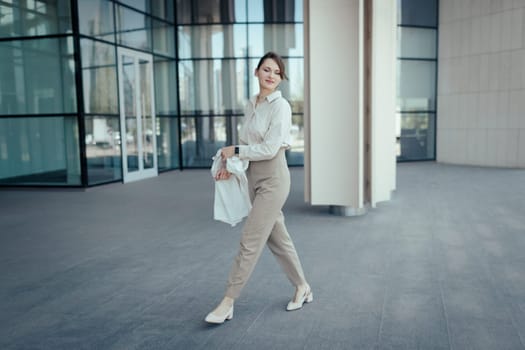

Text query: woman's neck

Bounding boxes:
[257,89,274,102]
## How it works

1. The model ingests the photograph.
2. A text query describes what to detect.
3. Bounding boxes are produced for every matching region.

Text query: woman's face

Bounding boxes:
[255,58,282,92]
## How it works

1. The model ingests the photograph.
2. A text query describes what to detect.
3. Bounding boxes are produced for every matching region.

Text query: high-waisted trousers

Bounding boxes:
[225,149,307,299]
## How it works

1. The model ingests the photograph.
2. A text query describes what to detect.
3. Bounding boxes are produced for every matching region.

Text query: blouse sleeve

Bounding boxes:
[238,100,291,161]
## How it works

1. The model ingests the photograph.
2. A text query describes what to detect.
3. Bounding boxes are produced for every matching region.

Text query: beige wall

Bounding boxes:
[304,0,396,212]
[438,0,525,167]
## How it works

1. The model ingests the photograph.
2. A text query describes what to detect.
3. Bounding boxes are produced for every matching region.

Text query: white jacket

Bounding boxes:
[211,149,251,226]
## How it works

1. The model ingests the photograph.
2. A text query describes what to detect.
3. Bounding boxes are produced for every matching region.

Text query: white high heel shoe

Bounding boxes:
[204,305,234,324]
[286,287,313,311]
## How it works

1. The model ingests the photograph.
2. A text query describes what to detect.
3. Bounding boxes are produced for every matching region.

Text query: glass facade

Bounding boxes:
[177,0,304,167]
[396,0,438,161]
[0,0,303,187]
[0,117,81,185]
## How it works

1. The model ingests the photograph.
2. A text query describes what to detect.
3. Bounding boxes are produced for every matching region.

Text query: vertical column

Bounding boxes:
[304,0,364,214]
[369,0,397,206]
[304,0,396,215]
[71,0,88,186]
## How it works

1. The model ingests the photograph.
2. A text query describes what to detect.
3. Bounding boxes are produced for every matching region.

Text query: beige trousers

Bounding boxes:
[225,150,307,299]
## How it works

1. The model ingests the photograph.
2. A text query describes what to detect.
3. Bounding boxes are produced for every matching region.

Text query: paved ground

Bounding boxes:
[1,162,525,350]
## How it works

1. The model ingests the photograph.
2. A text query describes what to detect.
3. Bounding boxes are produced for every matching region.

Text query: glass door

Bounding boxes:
[117,48,157,183]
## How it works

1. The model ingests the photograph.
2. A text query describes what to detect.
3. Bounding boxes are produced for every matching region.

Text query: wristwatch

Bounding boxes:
[234,146,239,155]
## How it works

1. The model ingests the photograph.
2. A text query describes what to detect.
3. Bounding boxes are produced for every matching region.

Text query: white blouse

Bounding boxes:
[237,90,292,161]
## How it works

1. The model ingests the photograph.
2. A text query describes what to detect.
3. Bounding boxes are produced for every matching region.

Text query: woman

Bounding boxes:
[205,52,312,324]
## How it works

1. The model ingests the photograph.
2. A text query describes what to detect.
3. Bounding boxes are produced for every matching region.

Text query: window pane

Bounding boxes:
[181,116,228,167]
[0,117,80,185]
[154,57,178,115]
[178,59,248,115]
[84,116,122,184]
[248,24,303,57]
[176,0,246,24]
[398,27,437,59]
[287,114,304,165]
[153,19,175,57]
[78,0,115,42]
[0,0,71,38]
[0,38,76,115]
[151,1,175,22]
[249,58,304,113]
[248,0,302,22]
[178,25,247,59]
[397,60,436,111]
[398,0,438,27]
[397,113,435,161]
[116,5,152,51]
[80,39,118,114]
[157,117,180,170]
[119,0,148,13]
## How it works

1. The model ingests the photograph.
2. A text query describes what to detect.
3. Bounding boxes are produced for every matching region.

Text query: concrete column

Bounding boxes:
[304,0,396,214]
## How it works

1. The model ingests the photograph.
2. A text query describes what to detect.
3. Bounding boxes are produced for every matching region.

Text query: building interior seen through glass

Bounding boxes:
[396,0,438,161]
[0,0,437,186]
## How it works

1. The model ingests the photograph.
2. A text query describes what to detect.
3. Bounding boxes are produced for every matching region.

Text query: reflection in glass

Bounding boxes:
[81,39,118,114]
[398,27,437,59]
[153,19,175,57]
[0,38,76,115]
[154,57,177,115]
[139,59,154,169]
[118,0,174,22]
[0,0,71,38]
[84,116,122,184]
[119,0,148,13]
[151,1,175,22]
[248,0,302,22]
[178,25,247,59]
[175,0,305,167]
[116,5,152,51]
[398,0,438,27]
[248,24,303,57]
[178,59,247,115]
[176,0,245,24]
[181,117,229,167]
[396,113,435,161]
[122,56,139,172]
[249,58,304,114]
[0,117,80,185]
[287,113,304,166]
[397,60,436,111]
[78,0,115,42]
[157,117,180,170]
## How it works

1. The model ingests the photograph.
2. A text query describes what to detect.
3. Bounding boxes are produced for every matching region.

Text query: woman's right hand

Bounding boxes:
[215,168,232,181]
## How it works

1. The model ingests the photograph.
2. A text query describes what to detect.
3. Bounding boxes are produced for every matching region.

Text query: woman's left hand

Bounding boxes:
[221,146,235,160]
[215,168,231,181]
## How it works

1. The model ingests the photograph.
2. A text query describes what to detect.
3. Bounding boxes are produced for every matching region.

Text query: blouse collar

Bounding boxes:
[251,90,282,105]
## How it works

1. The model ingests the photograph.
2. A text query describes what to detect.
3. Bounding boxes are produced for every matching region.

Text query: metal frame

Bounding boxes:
[0,0,306,187]
[117,47,158,183]
[396,0,439,163]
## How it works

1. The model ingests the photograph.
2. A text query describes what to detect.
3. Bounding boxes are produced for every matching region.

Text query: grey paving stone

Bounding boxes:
[1,163,525,350]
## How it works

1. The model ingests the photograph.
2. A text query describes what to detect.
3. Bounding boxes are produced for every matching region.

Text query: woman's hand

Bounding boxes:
[221,146,235,160]
[215,168,232,181]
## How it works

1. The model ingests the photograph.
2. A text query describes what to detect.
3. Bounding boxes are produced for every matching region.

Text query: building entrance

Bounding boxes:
[117,48,157,183]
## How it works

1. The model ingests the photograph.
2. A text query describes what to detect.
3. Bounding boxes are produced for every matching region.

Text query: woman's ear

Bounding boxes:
[254,68,258,76]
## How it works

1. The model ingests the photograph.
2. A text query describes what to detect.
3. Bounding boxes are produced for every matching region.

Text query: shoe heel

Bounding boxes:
[226,310,233,320]
[305,291,313,303]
